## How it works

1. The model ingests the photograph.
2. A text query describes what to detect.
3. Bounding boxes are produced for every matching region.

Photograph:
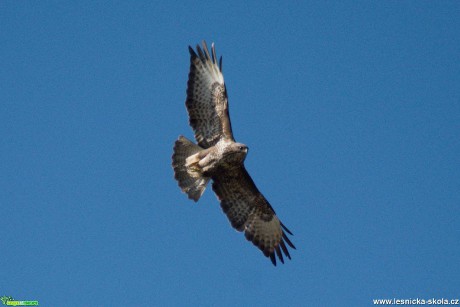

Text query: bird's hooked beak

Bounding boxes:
[238,145,248,153]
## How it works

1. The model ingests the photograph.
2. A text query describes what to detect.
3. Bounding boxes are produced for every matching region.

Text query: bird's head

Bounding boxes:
[220,140,249,166]
[229,142,248,161]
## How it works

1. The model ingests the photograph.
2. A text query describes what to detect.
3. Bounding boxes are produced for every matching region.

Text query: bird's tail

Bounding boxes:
[172,136,210,202]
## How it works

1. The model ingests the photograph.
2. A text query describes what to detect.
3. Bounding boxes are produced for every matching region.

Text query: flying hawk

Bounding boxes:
[172,41,295,265]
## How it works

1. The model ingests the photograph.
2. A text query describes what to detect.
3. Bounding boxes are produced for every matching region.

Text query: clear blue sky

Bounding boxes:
[1,1,459,306]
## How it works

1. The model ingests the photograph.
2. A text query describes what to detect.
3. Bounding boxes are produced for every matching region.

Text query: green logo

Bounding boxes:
[0,297,13,305]
[1,296,38,306]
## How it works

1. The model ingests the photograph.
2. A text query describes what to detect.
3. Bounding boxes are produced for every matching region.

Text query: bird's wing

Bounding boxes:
[186,41,234,148]
[212,166,295,265]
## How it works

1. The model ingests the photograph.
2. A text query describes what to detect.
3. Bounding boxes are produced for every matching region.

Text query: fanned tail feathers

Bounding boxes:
[172,136,210,201]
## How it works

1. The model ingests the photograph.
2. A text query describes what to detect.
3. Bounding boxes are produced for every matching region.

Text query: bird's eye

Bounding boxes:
[239,146,246,151]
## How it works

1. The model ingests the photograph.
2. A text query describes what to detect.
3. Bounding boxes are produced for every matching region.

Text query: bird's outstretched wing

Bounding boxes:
[212,167,296,266]
[186,41,234,148]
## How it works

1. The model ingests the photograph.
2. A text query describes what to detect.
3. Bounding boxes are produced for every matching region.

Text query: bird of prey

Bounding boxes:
[172,41,295,265]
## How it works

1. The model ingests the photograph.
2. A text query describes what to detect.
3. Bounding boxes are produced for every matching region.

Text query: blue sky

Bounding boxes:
[1,1,459,306]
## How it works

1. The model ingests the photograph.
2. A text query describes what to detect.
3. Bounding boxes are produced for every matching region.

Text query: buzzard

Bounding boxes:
[172,41,295,265]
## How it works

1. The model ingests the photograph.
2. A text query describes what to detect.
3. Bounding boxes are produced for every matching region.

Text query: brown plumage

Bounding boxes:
[172,41,295,265]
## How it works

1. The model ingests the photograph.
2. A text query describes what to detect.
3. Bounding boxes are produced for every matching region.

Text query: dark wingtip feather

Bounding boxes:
[188,46,197,58]
[275,246,284,264]
[202,41,212,62]
[269,253,276,266]
[281,222,294,235]
[219,56,223,71]
[279,241,291,260]
[282,232,296,250]
[196,44,205,62]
